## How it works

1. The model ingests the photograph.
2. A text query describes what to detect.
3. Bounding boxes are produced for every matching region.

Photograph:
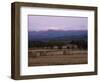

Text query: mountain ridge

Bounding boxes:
[28,30,87,42]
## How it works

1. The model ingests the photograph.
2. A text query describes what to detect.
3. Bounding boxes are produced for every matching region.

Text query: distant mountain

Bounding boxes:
[28,30,87,42]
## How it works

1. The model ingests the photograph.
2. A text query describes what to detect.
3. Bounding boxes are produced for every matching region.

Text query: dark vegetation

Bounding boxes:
[28,30,87,49]
[29,40,87,49]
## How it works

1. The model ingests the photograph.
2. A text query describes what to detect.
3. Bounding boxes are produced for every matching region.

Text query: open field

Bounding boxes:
[28,49,87,66]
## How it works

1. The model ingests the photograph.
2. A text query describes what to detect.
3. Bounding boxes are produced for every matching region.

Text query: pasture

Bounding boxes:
[28,49,87,66]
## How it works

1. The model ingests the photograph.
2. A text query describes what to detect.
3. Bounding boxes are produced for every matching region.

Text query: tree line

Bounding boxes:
[28,40,87,50]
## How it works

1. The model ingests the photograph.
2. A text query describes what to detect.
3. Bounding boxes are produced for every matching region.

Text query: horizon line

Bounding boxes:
[28,29,87,32]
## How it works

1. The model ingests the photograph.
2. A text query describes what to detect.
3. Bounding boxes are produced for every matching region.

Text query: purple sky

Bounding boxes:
[28,15,88,31]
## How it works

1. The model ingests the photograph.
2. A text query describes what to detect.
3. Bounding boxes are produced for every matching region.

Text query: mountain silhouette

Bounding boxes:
[28,30,87,42]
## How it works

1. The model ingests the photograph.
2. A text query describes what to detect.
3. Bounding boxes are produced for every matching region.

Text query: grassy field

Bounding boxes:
[28,49,87,66]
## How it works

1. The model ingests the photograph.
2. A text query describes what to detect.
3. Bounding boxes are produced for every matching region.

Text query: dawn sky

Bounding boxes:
[28,15,88,31]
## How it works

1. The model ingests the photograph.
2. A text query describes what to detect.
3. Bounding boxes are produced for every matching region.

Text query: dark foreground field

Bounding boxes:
[28,49,87,66]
